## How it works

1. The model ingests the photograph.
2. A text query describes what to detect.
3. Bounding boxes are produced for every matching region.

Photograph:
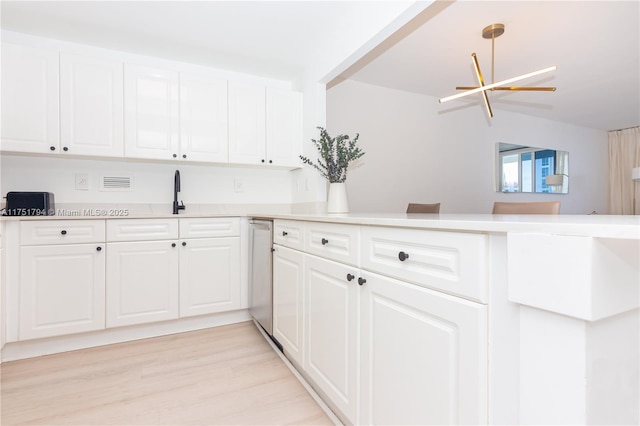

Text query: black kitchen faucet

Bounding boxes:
[173,170,186,214]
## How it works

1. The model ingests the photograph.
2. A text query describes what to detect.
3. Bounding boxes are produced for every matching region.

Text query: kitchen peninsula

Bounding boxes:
[1,211,638,425]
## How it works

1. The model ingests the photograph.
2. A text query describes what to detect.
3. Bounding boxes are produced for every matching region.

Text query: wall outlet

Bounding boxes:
[75,173,89,191]
[234,179,244,193]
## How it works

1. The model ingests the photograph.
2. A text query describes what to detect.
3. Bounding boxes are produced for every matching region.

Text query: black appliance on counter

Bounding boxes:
[4,192,55,216]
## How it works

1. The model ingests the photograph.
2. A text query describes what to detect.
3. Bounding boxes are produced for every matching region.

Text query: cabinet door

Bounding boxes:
[305,254,360,424]
[179,237,240,317]
[124,64,179,160]
[228,82,265,165]
[179,73,228,163]
[359,271,488,425]
[60,53,124,157]
[19,243,105,340]
[1,43,59,153]
[273,245,304,366]
[266,88,302,167]
[106,240,179,327]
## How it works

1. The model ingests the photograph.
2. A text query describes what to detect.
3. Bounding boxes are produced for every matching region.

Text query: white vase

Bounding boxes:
[327,182,349,213]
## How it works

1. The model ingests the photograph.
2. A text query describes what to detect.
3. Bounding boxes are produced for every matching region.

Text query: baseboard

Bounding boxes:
[2,310,251,362]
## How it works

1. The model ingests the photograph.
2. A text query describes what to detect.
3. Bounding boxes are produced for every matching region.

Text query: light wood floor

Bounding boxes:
[1,321,333,425]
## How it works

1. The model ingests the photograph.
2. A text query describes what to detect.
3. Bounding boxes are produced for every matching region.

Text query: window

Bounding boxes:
[498,144,561,193]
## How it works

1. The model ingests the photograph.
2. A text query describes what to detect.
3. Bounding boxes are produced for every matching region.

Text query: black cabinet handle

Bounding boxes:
[173,153,177,158]
[358,277,367,286]
[321,238,329,245]
[269,160,273,164]
[398,251,410,261]
[63,146,69,152]
[171,243,176,247]
[61,230,67,235]
[346,273,355,282]
[282,231,288,236]
[50,146,56,151]
[261,159,265,163]
[182,154,186,159]
[96,246,102,252]
[182,242,187,246]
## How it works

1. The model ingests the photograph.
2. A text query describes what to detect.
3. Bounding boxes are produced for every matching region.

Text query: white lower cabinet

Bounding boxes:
[19,243,106,340]
[105,218,241,328]
[272,219,489,425]
[273,245,305,366]
[179,237,240,317]
[304,254,360,423]
[106,240,179,327]
[360,271,487,425]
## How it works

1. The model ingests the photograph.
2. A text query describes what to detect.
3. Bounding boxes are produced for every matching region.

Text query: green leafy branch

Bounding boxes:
[299,127,364,183]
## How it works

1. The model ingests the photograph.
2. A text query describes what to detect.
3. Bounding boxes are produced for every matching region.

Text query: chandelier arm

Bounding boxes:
[438,65,557,103]
[456,86,557,91]
[472,52,493,118]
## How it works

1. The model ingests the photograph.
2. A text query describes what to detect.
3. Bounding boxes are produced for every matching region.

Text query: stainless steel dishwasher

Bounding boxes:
[249,219,274,336]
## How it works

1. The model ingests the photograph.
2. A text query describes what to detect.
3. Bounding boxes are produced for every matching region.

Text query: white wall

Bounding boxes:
[1,155,293,207]
[327,80,608,214]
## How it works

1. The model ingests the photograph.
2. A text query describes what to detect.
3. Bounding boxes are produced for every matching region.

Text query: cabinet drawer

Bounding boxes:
[361,226,488,303]
[305,222,359,266]
[273,220,304,250]
[20,220,105,245]
[107,219,178,242]
[179,217,239,238]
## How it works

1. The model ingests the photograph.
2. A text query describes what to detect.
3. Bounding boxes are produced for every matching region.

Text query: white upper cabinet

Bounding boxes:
[228,83,302,167]
[124,64,180,160]
[266,87,302,167]
[2,39,303,168]
[1,43,60,153]
[228,82,266,165]
[60,53,124,157]
[179,73,228,163]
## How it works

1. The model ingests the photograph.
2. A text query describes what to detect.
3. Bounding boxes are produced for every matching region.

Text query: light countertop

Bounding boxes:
[2,204,639,239]
[261,212,640,239]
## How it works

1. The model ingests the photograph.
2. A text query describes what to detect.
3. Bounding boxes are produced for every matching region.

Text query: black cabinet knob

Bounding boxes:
[50,146,56,151]
[182,154,186,159]
[358,277,367,286]
[398,251,410,261]
[173,153,177,158]
[171,243,176,247]
[182,241,186,246]
[261,159,265,163]
[61,230,67,235]
[269,160,273,164]
[346,273,355,282]
[321,238,329,245]
[63,146,69,152]
[282,231,288,236]
[96,246,102,252]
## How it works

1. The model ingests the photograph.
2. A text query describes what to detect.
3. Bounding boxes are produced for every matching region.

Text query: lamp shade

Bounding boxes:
[545,174,565,186]
[632,167,640,181]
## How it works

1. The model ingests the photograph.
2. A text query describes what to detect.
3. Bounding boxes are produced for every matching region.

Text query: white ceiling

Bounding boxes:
[0,1,409,81]
[344,1,640,131]
[1,1,638,132]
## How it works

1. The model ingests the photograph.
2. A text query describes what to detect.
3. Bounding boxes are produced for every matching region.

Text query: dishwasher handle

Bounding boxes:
[249,220,273,231]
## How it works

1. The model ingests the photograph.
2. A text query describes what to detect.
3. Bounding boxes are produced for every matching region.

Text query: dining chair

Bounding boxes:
[492,201,560,214]
[406,203,441,213]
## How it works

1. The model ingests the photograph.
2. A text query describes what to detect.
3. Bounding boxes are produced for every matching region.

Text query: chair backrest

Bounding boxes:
[492,201,560,214]
[406,203,441,213]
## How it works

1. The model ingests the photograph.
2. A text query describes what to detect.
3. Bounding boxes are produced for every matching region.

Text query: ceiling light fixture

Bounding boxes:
[439,23,557,118]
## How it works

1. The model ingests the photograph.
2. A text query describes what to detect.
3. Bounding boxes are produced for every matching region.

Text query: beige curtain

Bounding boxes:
[608,127,640,214]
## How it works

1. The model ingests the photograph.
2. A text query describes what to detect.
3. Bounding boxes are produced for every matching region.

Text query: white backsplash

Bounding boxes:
[1,154,295,207]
